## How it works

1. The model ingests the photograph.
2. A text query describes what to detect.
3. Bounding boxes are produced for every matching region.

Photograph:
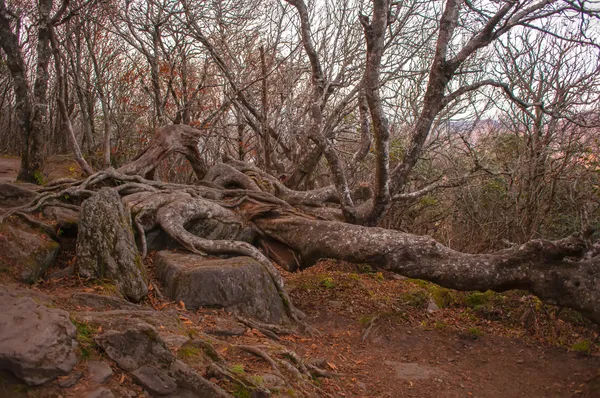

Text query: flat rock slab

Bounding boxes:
[95,322,230,398]
[0,287,78,385]
[155,252,288,324]
[0,217,59,283]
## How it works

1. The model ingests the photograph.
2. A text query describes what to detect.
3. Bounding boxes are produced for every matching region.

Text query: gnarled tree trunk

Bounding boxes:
[7,124,599,325]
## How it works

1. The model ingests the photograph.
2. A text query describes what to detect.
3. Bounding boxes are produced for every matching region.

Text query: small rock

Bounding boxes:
[261,373,286,388]
[356,381,368,390]
[328,300,343,308]
[427,299,440,313]
[460,383,465,389]
[88,361,113,384]
[516,359,525,364]
[58,371,83,388]
[87,387,115,398]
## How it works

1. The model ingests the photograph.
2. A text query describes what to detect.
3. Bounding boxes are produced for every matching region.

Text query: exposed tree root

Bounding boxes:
[2,128,599,327]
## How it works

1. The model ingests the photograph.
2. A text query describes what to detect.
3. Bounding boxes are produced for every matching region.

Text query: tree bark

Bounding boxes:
[117,124,208,179]
[253,214,600,324]
[0,0,46,183]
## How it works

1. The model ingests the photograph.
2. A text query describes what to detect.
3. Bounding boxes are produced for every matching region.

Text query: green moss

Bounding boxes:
[571,340,592,355]
[232,385,251,398]
[320,277,335,289]
[72,319,97,359]
[429,286,455,308]
[434,321,446,330]
[178,345,201,359]
[468,327,483,337]
[33,171,46,185]
[250,375,264,385]
[463,291,495,308]
[406,278,430,288]
[399,290,428,307]
[371,272,385,282]
[357,264,374,274]
[348,273,360,281]
[230,364,245,375]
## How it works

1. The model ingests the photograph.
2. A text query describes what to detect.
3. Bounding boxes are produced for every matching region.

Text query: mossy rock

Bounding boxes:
[155,251,289,324]
[76,188,148,302]
[0,218,59,283]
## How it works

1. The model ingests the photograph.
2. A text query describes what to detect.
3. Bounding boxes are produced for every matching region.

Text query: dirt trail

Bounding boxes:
[301,311,599,397]
[0,156,20,182]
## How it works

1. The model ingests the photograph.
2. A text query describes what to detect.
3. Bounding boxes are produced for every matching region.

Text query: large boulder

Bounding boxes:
[155,252,288,324]
[95,322,230,398]
[0,287,78,385]
[0,217,60,283]
[76,188,148,302]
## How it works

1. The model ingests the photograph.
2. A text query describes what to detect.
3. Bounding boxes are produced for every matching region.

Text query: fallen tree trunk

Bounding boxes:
[253,214,600,323]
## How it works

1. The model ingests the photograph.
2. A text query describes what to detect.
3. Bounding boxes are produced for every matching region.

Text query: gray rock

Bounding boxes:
[162,334,190,348]
[70,293,142,311]
[87,387,115,398]
[57,371,83,388]
[0,218,60,283]
[260,373,286,388]
[95,323,174,373]
[76,188,148,302]
[0,287,78,385]
[95,322,230,397]
[427,299,440,313]
[43,206,79,232]
[88,361,113,384]
[155,252,288,324]
[132,365,177,395]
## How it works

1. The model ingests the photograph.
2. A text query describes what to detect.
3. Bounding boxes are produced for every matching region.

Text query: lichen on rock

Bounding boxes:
[76,188,148,302]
